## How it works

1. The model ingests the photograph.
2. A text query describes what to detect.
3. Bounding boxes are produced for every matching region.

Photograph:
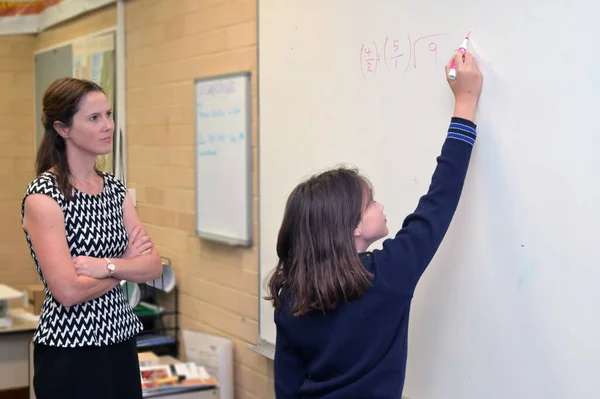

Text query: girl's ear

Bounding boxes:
[53,120,70,139]
[354,224,362,237]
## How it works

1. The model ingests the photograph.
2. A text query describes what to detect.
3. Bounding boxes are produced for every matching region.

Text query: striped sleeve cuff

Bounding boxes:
[447,117,477,146]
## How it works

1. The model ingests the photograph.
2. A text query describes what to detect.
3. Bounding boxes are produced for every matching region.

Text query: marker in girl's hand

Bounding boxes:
[448,30,471,80]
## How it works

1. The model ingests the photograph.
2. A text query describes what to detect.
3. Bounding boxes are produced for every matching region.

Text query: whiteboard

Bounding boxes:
[257,1,600,398]
[195,72,252,246]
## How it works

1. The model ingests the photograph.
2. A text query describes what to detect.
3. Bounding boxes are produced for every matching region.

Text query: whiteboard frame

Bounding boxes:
[194,71,253,247]
[255,0,271,354]
[250,338,275,360]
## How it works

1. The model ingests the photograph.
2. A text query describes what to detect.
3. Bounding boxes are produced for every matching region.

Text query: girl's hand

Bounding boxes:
[73,256,110,279]
[445,51,483,120]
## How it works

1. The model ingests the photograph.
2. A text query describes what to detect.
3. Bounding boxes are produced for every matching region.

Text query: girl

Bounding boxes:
[266,51,483,398]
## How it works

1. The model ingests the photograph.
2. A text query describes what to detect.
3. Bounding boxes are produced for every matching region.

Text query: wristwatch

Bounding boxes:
[105,258,116,274]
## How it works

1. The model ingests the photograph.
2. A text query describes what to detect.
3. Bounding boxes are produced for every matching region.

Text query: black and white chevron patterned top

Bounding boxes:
[21,171,143,347]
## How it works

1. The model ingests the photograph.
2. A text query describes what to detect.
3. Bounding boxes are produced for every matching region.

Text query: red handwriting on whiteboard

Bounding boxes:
[360,33,444,79]
[360,41,381,78]
[383,37,404,70]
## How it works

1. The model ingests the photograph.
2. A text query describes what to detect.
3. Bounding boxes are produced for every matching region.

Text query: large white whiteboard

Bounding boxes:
[257,1,600,398]
[195,72,252,246]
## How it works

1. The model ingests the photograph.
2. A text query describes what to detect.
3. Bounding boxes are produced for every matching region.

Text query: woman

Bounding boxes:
[22,77,163,398]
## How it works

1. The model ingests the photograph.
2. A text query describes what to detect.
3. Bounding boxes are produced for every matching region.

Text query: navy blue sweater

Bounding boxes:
[273,117,477,399]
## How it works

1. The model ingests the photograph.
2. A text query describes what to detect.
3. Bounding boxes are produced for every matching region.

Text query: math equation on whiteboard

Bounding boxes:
[360,33,444,79]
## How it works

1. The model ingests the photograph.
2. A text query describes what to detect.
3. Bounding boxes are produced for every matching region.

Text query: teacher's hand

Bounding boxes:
[73,256,110,279]
[123,225,154,259]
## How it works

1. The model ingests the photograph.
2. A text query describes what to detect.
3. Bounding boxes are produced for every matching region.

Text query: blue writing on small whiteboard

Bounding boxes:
[194,72,252,247]
[196,100,246,156]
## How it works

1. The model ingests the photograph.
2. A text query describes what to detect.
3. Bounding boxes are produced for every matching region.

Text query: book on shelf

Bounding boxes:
[140,361,218,397]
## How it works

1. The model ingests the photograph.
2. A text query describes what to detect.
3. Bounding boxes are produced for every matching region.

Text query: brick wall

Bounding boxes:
[35,5,116,50]
[0,6,116,290]
[0,35,38,288]
[0,6,117,294]
[125,0,274,398]
[0,7,116,302]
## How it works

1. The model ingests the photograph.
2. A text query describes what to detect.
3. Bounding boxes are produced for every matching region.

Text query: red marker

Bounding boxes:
[448,31,471,80]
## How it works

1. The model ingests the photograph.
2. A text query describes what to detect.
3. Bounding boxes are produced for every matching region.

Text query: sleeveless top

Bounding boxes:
[21,171,143,347]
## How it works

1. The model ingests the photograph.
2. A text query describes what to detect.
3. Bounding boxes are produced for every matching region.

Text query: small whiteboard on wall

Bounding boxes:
[194,72,252,246]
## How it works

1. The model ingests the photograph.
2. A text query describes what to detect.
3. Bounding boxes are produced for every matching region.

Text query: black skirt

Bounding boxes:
[33,337,143,399]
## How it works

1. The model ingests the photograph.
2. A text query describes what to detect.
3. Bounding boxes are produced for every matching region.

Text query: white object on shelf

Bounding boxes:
[0,284,24,320]
[182,329,233,399]
[146,263,176,293]
[120,280,140,308]
[0,284,24,301]
[0,317,11,329]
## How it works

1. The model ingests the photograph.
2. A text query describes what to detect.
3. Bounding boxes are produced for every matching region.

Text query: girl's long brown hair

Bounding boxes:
[265,166,373,316]
[36,77,104,200]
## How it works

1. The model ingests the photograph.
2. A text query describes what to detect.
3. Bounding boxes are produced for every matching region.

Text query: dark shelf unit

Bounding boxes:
[133,258,180,358]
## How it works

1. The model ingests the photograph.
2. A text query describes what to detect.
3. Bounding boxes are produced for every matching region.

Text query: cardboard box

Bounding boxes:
[23,284,45,316]
[138,351,160,368]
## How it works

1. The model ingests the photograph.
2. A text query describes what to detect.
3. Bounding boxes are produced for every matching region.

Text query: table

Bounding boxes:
[0,308,38,397]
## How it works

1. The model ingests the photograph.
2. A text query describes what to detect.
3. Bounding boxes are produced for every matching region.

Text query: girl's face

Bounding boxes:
[354,187,389,251]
